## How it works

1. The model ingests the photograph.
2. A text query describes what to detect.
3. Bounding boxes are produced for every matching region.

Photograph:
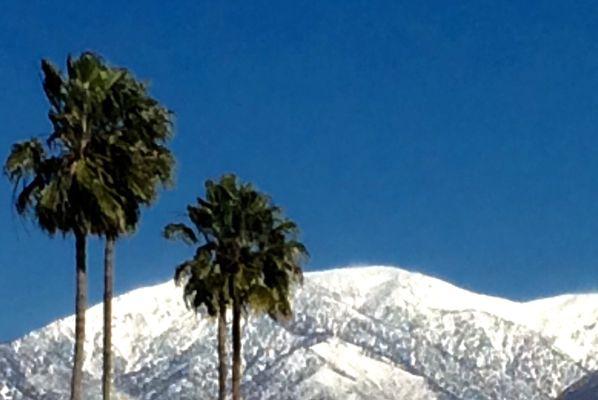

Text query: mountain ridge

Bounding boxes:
[1,265,596,399]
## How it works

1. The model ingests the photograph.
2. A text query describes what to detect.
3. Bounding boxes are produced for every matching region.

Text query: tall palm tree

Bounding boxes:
[4,54,134,400]
[92,55,174,400]
[164,174,307,400]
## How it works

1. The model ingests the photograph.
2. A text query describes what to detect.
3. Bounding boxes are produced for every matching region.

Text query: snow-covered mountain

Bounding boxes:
[0,266,596,400]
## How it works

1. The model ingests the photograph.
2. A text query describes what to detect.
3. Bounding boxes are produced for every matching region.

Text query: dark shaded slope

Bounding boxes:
[558,371,598,400]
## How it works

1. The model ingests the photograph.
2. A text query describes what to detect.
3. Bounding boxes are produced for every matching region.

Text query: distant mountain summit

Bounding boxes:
[0,266,596,399]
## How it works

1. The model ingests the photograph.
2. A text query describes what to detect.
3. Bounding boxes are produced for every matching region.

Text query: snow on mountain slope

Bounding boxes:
[0,266,596,400]
[521,295,598,370]
[310,267,598,370]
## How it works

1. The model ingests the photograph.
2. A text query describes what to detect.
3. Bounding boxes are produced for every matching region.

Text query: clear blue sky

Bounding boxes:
[1,0,598,341]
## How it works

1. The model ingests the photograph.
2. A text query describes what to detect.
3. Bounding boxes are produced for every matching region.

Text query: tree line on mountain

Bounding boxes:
[4,52,307,400]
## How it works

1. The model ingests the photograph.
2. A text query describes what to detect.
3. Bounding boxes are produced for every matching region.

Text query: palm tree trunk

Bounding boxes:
[231,297,242,400]
[102,237,115,400]
[70,231,87,400]
[217,300,227,400]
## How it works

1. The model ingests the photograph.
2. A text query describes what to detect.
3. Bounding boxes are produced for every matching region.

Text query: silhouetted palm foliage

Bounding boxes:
[164,174,307,400]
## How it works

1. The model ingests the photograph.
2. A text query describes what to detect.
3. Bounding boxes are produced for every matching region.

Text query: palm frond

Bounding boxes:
[163,223,198,245]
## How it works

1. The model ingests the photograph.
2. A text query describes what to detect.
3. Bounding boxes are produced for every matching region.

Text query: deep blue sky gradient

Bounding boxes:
[1,1,598,340]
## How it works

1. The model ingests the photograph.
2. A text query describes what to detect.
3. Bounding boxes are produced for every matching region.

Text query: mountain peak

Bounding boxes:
[1,265,596,399]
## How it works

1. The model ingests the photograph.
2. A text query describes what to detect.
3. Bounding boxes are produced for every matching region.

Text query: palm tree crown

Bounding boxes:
[166,174,307,317]
[5,52,174,236]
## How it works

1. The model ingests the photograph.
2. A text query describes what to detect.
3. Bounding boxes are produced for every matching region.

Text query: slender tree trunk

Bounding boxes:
[217,300,227,400]
[231,297,242,400]
[102,237,115,400]
[70,231,87,400]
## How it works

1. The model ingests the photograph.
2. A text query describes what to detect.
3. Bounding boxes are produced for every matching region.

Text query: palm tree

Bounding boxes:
[165,174,307,400]
[164,215,230,400]
[4,54,135,400]
[92,55,174,400]
[227,179,307,400]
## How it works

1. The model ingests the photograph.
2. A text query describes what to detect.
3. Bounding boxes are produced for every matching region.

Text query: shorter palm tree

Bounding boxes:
[164,174,307,400]
[164,215,230,400]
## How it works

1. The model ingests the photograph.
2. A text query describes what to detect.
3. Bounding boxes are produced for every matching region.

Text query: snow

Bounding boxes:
[0,265,596,399]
